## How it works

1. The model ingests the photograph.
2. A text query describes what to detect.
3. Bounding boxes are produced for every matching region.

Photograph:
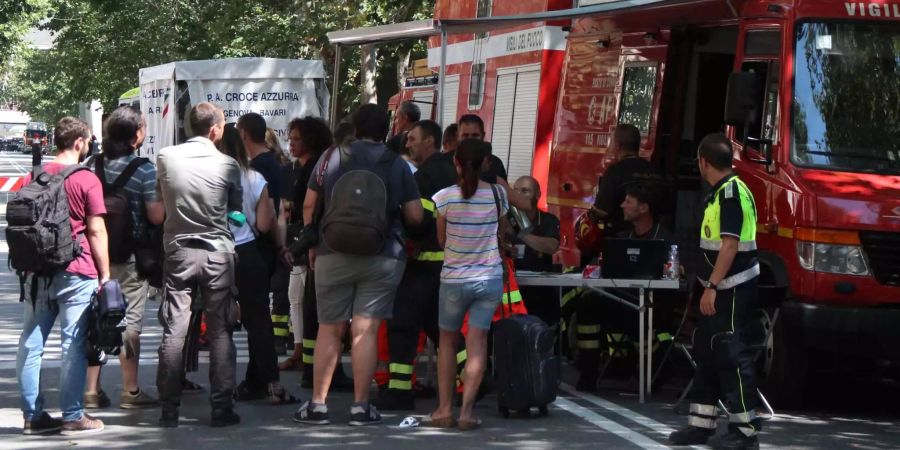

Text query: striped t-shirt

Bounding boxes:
[433,184,508,282]
[85,153,158,238]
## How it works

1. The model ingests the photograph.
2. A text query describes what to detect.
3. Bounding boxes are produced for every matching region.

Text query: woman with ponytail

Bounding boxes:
[427,139,509,431]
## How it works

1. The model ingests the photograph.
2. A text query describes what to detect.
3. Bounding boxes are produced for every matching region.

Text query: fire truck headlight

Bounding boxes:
[796,242,869,276]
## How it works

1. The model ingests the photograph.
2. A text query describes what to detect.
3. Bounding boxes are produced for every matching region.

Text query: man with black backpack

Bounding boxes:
[10,117,110,436]
[292,104,423,426]
[83,106,165,410]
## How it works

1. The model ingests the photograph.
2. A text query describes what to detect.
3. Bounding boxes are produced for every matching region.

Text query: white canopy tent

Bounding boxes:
[137,58,330,158]
[139,58,327,82]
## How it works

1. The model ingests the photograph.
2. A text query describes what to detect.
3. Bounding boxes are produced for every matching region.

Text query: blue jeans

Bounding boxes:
[17,272,97,422]
[438,279,503,331]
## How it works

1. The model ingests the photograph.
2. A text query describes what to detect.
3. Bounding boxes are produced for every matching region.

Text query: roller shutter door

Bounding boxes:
[412,90,435,121]
[490,69,540,182]
[440,77,460,126]
[507,70,540,183]
[491,73,517,169]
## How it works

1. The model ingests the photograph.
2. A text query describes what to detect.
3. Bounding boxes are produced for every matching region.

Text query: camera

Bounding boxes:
[289,224,319,259]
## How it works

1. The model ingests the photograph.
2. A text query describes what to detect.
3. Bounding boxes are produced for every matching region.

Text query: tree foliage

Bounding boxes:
[1,0,51,109]
[0,0,49,60]
[6,0,432,123]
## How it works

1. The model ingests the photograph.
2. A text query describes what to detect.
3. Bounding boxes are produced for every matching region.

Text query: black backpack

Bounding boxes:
[94,155,150,264]
[6,164,89,279]
[320,144,398,256]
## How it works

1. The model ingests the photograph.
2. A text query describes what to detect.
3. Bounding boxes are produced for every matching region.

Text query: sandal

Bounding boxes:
[421,414,457,428]
[181,379,204,393]
[234,381,267,401]
[457,417,482,431]
[278,356,302,371]
[269,384,300,405]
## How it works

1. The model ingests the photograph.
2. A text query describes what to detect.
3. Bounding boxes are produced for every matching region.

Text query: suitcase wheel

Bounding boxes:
[498,405,510,419]
[538,405,549,416]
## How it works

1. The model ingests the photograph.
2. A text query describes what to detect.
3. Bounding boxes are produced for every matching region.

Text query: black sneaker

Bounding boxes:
[348,402,382,426]
[708,429,760,450]
[23,412,63,435]
[293,401,330,425]
[669,425,716,446]
[181,378,204,393]
[211,408,241,427]
[158,409,179,428]
[372,390,415,411]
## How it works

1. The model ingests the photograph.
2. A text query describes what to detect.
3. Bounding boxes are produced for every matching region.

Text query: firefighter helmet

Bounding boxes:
[574,210,605,253]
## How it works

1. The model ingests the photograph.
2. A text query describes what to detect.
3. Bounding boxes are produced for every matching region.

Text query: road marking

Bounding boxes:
[555,397,667,449]
[561,384,708,450]
[7,156,26,174]
[561,383,676,436]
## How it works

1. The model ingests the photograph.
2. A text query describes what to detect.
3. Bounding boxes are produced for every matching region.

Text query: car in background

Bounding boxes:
[6,137,26,153]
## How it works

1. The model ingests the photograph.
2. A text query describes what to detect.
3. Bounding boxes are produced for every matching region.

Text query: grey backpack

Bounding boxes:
[7,164,88,278]
[320,144,398,256]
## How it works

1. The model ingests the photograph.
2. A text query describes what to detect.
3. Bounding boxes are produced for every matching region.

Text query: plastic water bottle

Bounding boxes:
[664,245,680,280]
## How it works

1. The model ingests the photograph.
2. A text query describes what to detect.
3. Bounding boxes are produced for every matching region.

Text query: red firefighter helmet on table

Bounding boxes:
[574,210,605,254]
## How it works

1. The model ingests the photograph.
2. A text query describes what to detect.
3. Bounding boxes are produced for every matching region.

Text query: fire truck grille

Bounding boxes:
[860,231,900,287]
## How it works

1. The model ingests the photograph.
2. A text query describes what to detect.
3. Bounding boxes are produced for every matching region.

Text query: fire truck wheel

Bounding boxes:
[760,312,807,408]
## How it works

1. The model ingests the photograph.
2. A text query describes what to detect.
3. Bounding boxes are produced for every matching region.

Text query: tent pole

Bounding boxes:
[438,25,448,127]
[330,44,342,126]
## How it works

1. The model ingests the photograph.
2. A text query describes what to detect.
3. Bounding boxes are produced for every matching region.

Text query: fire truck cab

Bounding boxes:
[548,0,900,404]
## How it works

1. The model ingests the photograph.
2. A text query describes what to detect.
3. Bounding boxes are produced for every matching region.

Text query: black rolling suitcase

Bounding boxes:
[493,302,561,418]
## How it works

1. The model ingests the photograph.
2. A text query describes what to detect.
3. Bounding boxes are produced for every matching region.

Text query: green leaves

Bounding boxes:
[5,0,433,122]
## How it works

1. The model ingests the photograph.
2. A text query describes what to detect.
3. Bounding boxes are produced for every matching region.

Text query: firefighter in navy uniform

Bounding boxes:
[669,134,762,450]
[373,120,458,411]
[574,183,676,391]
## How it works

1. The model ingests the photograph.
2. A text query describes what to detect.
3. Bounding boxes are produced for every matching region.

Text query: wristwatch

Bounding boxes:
[703,280,718,290]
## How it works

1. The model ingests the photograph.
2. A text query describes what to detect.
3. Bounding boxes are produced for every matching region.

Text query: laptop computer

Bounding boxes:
[601,238,668,280]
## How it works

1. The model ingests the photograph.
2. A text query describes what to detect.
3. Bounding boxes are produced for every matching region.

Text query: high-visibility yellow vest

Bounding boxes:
[699,175,760,289]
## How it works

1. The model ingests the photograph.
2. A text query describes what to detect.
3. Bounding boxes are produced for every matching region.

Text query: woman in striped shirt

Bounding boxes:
[427,139,508,430]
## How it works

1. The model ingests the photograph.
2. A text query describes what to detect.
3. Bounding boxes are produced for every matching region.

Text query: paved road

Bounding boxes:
[0,194,898,449]
[0,152,48,193]
[0,151,45,175]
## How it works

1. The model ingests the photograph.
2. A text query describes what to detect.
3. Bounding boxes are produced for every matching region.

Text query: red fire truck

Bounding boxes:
[24,121,49,153]
[330,0,900,404]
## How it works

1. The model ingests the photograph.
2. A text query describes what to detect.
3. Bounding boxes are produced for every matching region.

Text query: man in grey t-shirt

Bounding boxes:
[155,103,243,428]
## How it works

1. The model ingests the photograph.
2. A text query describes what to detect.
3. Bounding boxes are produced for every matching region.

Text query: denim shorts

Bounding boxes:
[438,279,502,332]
